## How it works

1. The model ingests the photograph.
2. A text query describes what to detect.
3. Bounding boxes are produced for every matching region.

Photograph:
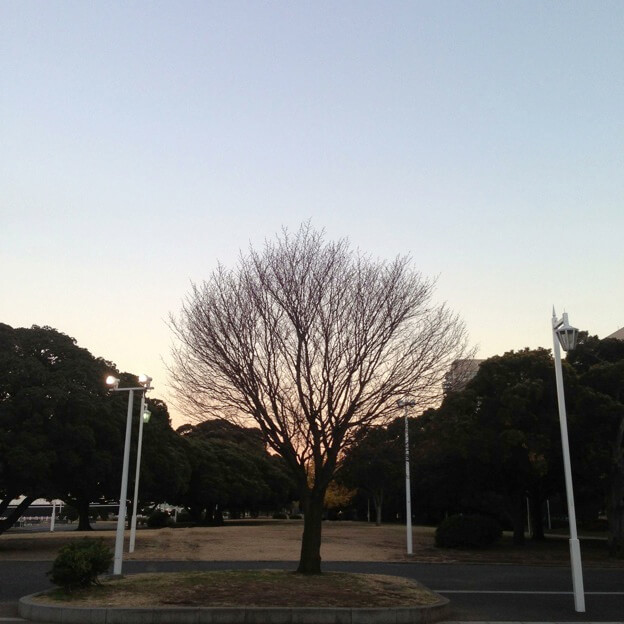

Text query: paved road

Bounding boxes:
[2,560,624,622]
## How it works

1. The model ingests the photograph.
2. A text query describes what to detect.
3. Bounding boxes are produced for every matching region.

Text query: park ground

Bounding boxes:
[2,519,624,568]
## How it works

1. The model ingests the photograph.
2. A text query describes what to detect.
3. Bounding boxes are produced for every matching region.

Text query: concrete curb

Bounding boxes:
[18,592,450,624]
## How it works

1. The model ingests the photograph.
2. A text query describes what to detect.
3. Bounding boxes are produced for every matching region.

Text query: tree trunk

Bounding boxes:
[530,493,545,541]
[75,498,93,531]
[189,504,203,523]
[607,418,624,557]
[0,496,36,535]
[607,465,624,557]
[0,492,18,519]
[297,491,324,574]
[373,491,383,526]
[214,506,224,526]
[507,492,525,545]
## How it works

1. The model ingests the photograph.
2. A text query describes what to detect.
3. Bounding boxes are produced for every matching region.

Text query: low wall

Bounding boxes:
[19,592,450,624]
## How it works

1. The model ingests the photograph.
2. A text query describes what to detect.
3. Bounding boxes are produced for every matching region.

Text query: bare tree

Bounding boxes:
[170,224,471,574]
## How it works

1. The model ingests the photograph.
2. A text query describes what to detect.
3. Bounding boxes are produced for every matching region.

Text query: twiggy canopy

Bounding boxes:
[170,225,470,490]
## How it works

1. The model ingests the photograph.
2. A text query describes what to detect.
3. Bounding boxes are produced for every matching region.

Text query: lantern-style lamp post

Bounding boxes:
[552,309,585,612]
[397,397,416,555]
[129,375,153,553]
[106,374,152,575]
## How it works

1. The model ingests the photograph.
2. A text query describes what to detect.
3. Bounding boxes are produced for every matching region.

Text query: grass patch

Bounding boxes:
[35,570,441,608]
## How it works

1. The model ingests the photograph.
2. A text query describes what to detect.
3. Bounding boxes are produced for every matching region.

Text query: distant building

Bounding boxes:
[444,358,484,394]
[606,327,624,341]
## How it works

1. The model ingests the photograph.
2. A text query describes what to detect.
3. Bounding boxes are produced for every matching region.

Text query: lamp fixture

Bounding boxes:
[138,374,153,387]
[554,312,579,352]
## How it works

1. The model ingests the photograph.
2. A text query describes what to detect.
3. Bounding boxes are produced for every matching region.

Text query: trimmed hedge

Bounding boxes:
[48,539,112,591]
[435,514,502,548]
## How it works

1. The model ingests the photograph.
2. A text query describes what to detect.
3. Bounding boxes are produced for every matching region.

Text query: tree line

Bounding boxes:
[3,225,622,577]
[0,323,296,534]
[2,326,623,557]
[337,337,624,556]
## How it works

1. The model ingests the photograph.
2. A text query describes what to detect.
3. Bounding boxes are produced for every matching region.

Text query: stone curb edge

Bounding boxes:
[19,592,450,624]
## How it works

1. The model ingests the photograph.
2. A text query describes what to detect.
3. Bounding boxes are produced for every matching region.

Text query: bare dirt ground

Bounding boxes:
[2,520,623,567]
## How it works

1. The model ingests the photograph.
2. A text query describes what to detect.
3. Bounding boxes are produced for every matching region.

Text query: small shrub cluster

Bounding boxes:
[272,512,288,519]
[48,539,112,591]
[147,510,173,528]
[175,510,193,524]
[60,506,79,523]
[435,514,502,549]
[289,514,302,520]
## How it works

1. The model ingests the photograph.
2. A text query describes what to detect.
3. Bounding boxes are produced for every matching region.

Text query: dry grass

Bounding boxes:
[34,570,441,608]
[2,520,623,567]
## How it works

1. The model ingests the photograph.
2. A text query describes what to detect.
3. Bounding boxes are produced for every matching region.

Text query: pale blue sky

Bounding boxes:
[2,1,623,426]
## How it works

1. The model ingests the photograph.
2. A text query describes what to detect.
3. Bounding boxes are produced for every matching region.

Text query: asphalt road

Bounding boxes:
[3,560,624,622]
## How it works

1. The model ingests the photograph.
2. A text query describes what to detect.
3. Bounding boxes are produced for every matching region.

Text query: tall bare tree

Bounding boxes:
[170,224,471,573]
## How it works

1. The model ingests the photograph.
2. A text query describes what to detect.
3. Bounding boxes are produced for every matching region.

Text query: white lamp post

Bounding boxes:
[106,374,151,576]
[129,375,153,553]
[397,397,416,555]
[552,309,585,612]
[49,500,57,532]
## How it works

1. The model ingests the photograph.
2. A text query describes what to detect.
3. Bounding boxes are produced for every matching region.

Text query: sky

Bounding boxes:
[2,1,623,428]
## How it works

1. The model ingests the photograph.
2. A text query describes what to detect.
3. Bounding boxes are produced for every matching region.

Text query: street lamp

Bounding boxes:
[552,309,585,612]
[106,374,151,576]
[129,375,153,554]
[397,397,416,555]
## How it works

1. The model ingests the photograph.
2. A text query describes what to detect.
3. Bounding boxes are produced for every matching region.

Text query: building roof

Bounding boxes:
[444,358,485,394]
[606,327,624,341]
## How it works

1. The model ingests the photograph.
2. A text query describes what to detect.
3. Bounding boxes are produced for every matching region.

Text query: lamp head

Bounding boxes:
[106,375,120,389]
[397,397,416,408]
[555,312,579,352]
[138,374,152,387]
[143,409,152,424]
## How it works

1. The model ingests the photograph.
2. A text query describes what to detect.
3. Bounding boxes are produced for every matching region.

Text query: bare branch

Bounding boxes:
[169,223,472,489]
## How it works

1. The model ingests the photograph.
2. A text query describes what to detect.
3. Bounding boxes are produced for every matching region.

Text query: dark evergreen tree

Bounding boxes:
[567,333,624,556]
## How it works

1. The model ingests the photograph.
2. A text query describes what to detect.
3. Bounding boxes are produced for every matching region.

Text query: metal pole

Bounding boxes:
[552,314,585,612]
[404,404,413,555]
[50,500,56,532]
[129,391,146,553]
[113,389,134,576]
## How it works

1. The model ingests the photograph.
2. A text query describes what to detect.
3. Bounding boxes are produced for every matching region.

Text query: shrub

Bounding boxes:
[147,510,172,528]
[435,514,502,549]
[272,512,288,519]
[174,510,193,524]
[289,514,302,520]
[48,539,112,591]
[60,505,79,523]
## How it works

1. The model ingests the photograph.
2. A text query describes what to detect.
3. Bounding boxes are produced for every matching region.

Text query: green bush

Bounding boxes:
[60,505,79,522]
[175,510,193,524]
[48,539,112,591]
[272,512,288,519]
[147,510,172,528]
[435,514,502,549]
[289,514,302,520]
